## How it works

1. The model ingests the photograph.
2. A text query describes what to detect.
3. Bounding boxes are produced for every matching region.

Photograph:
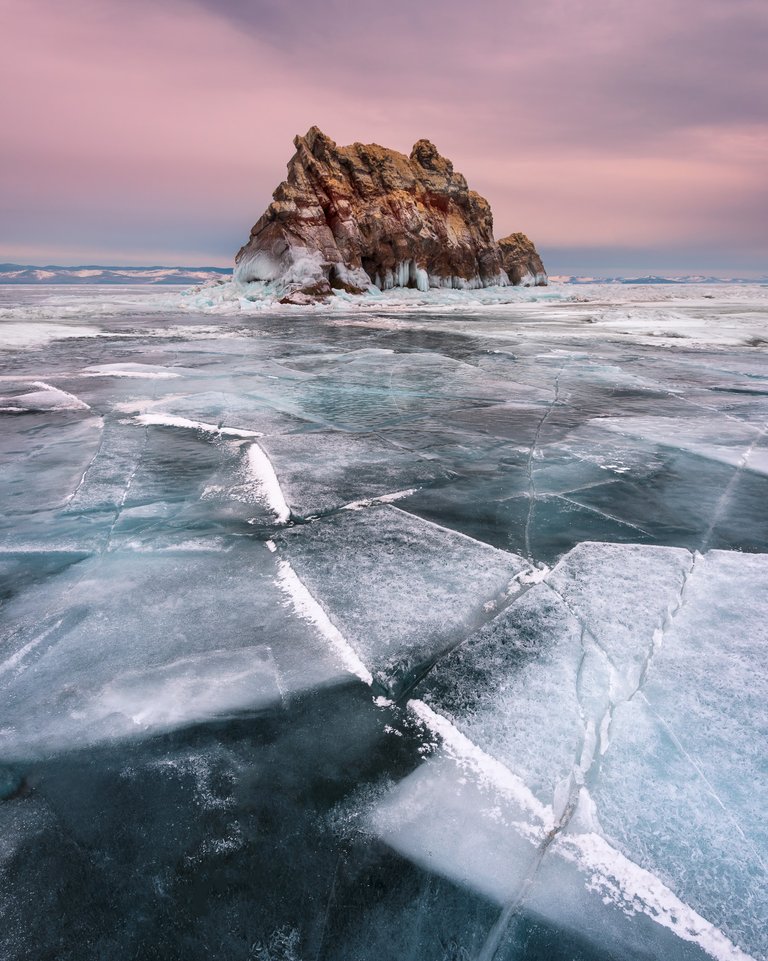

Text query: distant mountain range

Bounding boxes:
[548,274,768,285]
[0,264,765,286]
[0,264,232,285]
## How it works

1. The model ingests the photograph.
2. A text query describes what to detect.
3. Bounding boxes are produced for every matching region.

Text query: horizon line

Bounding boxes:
[0,262,766,283]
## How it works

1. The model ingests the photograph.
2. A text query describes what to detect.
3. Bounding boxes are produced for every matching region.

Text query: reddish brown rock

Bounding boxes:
[498,233,548,286]
[235,126,546,298]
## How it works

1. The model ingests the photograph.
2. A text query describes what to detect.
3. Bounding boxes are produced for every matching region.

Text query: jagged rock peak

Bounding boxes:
[409,139,453,175]
[498,233,548,287]
[234,127,547,302]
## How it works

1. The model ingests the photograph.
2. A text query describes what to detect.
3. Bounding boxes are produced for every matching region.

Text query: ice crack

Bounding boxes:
[105,424,149,551]
[523,367,565,560]
[475,552,704,961]
[399,564,548,705]
[627,549,697,705]
[554,494,650,536]
[700,420,768,552]
[65,415,106,506]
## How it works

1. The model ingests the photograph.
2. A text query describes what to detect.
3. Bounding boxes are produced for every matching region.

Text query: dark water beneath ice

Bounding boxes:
[0,286,766,960]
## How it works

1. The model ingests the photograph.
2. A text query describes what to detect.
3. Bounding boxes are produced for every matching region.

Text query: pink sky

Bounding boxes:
[1,0,766,274]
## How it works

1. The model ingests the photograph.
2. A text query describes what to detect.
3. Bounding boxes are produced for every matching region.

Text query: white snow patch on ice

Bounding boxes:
[408,699,554,829]
[31,381,90,410]
[81,363,181,380]
[342,488,418,511]
[0,322,101,348]
[516,565,551,585]
[275,559,373,686]
[556,831,757,961]
[133,412,263,439]
[1,381,91,411]
[244,443,291,524]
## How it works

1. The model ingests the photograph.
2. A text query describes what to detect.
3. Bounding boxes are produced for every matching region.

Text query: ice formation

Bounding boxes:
[371,543,768,961]
[0,281,766,961]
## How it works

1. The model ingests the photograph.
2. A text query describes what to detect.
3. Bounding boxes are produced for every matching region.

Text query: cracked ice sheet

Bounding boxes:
[369,729,747,961]
[274,505,527,693]
[0,543,353,760]
[594,416,768,476]
[368,543,763,961]
[415,544,693,804]
[65,417,282,549]
[0,413,270,553]
[277,347,511,408]
[595,549,768,959]
[258,430,451,517]
[0,413,103,519]
[0,398,294,555]
[269,347,519,432]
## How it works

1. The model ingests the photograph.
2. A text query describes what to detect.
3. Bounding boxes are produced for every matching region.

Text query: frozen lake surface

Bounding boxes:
[1,283,767,961]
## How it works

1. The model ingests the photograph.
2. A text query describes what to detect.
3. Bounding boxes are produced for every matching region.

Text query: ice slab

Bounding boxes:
[271,347,515,432]
[419,584,586,803]
[64,416,281,538]
[259,430,451,517]
[0,413,103,520]
[595,415,768,476]
[369,731,737,961]
[275,505,527,692]
[546,541,693,697]
[368,542,767,961]
[0,544,354,758]
[594,549,768,958]
[370,751,546,906]
[0,403,292,555]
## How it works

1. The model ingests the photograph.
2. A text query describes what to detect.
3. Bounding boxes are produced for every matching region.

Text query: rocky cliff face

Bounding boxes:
[235,127,546,301]
[498,233,548,286]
